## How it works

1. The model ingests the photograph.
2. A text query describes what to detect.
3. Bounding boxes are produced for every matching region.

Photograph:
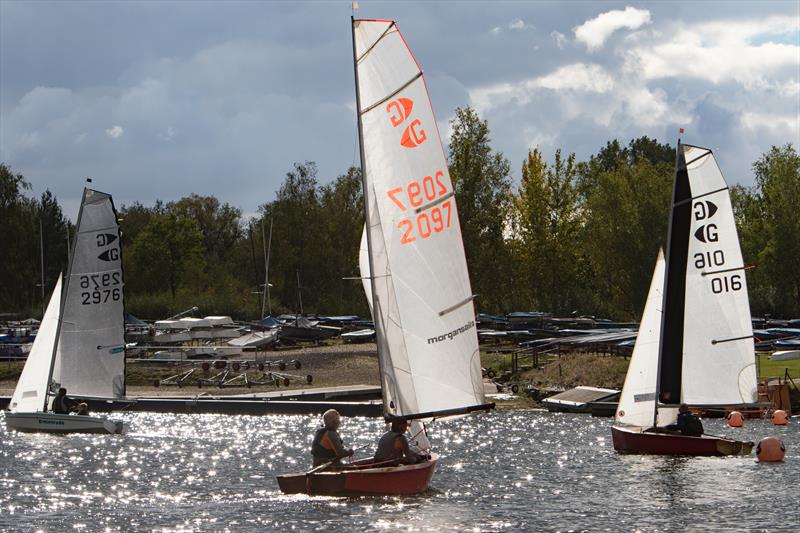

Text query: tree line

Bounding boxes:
[1,107,797,320]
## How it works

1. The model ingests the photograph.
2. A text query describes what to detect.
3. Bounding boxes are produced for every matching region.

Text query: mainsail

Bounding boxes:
[658,143,757,407]
[9,275,63,413]
[52,188,126,399]
[353,19,485,417]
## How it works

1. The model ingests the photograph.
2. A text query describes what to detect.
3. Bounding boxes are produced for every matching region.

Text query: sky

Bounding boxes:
[1,1,798,221]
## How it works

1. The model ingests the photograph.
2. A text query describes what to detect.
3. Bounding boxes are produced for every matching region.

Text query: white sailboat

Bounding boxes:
[277,17,491,495]
[5,188,127,434]
[611,142,757,455]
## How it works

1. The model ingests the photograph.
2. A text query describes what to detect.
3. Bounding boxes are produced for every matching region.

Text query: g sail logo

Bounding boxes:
[96,232,120,262]
[386,97,427,149]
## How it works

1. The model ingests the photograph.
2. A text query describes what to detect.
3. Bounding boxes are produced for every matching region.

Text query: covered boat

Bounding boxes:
[5,188,127,434]
[277,17,491,495]
[611,143,757,455]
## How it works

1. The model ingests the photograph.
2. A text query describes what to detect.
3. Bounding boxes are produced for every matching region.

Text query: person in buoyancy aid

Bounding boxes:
[311,409,354,467]
[52,387,89,415]
[374,419,422,464]
[666,403,704,437]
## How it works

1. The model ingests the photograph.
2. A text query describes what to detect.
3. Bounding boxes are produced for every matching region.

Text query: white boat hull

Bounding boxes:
[5,412,127,434]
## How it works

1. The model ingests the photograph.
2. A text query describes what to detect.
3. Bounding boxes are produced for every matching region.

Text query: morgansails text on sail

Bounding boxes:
[427,320,475,345]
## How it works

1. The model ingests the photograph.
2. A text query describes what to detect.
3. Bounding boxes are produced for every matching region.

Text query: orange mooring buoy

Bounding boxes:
[756,437,786,462]
[772,410,789,425]
[726,411,744,427]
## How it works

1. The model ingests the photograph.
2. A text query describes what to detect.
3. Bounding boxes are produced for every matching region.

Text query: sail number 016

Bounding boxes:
[387,170,453,244]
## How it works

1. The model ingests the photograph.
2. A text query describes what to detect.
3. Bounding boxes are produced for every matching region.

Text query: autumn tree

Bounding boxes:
[447,107,513,312]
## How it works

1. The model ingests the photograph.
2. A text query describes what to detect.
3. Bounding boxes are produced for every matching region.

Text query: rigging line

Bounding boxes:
[701,265,752,277]
[672,186,729,208]
[356,21,396,64]
[711,334,754,345]
[414,191,455,214]
[361,72,424,115]
[439,294,477,317]
[684,149,712,167]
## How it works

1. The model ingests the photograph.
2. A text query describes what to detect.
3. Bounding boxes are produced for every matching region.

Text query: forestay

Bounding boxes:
[353,19,484,417]
[9,276,63,413]
[52,188,126,399]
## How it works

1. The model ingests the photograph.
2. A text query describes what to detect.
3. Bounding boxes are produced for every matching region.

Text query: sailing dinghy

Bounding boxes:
[5,188,127,434]
[277,17,492,495]
[611,143,757,455]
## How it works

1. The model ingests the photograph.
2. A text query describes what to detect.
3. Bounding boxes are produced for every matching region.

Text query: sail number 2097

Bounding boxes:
[79,272,122,305]
[387,170,452,244]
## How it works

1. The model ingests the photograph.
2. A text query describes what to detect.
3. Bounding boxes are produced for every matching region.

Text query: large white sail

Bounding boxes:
[354,19,484,417]
[52,188,125,398]
[9,275,63,413]
[616,251,666,427]
[679,145,757,405]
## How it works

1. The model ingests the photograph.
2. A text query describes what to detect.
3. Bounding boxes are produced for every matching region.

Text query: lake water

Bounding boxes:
[1,409,797,531]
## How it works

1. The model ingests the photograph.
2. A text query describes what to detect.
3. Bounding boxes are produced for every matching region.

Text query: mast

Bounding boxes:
[261,217,273,317]
[653,139,691,427]
[351,16,391,416]
[39,219,45,315]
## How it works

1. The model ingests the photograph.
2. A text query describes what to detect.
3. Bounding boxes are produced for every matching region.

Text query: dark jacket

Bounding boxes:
[675,411,704,436]
[52,394,77,414]
[311,427,348,466]
[374,431,418,463]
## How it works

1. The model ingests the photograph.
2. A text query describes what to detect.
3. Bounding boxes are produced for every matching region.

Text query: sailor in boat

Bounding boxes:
[311,409,354,467]
[664,404,704,437]
[52,387,89,416]
[374,419,424,464]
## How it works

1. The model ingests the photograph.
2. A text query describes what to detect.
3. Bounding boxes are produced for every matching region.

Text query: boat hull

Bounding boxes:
[5,412,127,434]
[611,425,752,456]
[276,453,438,495]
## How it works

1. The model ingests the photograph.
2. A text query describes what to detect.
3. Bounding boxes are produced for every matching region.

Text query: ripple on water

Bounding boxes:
[0,410,798,530]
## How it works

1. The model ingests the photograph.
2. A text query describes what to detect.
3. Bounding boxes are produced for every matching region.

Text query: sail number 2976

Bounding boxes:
[79,272,122,305]
[387,170,452,244]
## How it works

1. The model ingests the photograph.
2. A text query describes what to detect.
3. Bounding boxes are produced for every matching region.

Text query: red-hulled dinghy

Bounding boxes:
[276,16,493,496]
[611,144,759,457]
[277,454,438,496]
[611,426,752,456]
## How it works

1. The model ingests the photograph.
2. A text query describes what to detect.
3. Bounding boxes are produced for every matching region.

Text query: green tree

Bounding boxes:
[259,162,323,314]
[577,138,674,318]
[317,167,366,314]
[751,144,800,316]
[126,214,206,299]
[0,164,38,313]
[447,107,513,312]
[513,148,582,314]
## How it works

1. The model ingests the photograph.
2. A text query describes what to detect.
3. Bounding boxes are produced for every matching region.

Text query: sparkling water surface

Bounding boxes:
[1,409,797,531]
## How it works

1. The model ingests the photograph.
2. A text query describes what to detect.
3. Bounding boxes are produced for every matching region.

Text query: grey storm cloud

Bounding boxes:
[1,1,798,219]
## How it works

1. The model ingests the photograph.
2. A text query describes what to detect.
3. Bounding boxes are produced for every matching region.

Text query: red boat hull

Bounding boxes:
[276,453,439,496]
[611,426,752,456]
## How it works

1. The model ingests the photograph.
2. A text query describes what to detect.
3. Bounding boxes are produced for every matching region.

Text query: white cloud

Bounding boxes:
[741,111,799,136]
[532,63,614,92]
[574,6,651,51]
[105,125,124,139]
[509,18,531,31]
[551,30,567,49]
[624,16,799,85]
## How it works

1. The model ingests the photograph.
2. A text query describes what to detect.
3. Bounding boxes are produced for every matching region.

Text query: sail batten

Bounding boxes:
[353,18,485,418]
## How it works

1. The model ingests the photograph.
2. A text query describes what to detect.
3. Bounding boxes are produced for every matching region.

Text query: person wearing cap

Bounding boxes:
[665,403,704,436]
[311,409,354,467]
[373,419,422,464]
